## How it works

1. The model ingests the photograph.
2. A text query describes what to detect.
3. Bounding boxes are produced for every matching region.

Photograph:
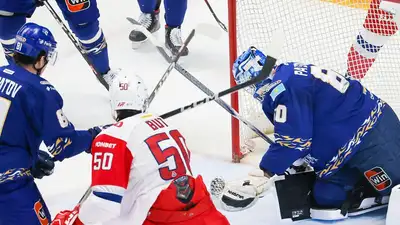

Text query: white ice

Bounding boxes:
[0,0,388,224]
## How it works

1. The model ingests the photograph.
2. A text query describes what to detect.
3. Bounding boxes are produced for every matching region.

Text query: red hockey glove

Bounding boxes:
[51,205,83,225]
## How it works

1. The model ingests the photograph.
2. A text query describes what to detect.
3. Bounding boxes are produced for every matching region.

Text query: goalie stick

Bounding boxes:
[159,52,277,119]
[127,17,275,146]
[43,0,109,90]
[145,29,196,110]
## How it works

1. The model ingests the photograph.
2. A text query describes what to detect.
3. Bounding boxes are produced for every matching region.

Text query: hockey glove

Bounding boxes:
[86,124,113,153]
[31,150,55,179]
[51,205,83,225]
[35,0,45,7]
[210,169,274,212]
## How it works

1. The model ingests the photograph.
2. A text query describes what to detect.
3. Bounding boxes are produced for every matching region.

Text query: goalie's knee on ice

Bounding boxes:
[312,180,347,208]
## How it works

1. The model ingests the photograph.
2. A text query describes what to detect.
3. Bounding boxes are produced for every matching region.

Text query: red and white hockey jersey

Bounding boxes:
[78,113,192,225]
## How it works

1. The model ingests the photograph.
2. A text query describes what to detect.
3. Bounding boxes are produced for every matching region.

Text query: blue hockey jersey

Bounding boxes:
[260,62,385,178]
[0,62,93,190]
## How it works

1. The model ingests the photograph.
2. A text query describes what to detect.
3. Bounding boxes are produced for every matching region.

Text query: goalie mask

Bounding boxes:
[109,73,149,118]
[233,46,272,102]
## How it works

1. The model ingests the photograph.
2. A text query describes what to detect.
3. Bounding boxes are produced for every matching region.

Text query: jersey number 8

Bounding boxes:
[310,66,350,94]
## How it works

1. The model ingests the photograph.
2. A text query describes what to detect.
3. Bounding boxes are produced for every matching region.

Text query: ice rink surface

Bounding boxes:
[0,0,389,224]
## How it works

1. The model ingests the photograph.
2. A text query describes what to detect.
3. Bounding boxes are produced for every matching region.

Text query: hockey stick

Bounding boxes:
[127,17,275,145]
[159,52,278,118]
[43,0,109,90]
[77,187,92,205]
[145,29,196,110]
[204,0,228,32]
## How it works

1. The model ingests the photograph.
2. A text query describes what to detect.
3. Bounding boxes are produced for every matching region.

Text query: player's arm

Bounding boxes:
[260,78,313,176]
[34,90,98,161]
[78,133,134,224]
[51,133,134,225]
[210,77,314,212]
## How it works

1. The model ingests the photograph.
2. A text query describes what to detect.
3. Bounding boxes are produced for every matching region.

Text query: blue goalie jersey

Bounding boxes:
[260,62,385,178]
[0,63,92,190]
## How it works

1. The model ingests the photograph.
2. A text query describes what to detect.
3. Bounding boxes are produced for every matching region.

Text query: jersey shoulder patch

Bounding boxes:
[269,83,286,101]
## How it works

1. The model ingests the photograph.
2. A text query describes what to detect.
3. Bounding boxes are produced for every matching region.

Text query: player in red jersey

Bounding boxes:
[51,74,230,225]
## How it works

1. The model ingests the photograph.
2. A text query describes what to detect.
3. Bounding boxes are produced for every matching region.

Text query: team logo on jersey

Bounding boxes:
[65,0,90,13]
[256,80,281,97]
[40,81,51,85]
[48,137,73,156]
[34,200,49,225]
[364,167,392,191]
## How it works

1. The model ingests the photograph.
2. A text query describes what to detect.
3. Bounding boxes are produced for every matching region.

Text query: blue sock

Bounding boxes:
[137,0,157,13]
[69,20,110,75]
[164,0,187,28]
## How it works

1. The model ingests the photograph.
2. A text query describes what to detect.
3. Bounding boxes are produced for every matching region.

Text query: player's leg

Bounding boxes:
[311,104,400,219]
[54,0,117,86]
[164,0,188,56]
[144,175,229,225]
[0,14,26,63]
[347,103,400,196]
[129,0,161,47]
[0,0,36,64]
[312,167,360,209]
[346,0,399,79]
[0,180,51,225]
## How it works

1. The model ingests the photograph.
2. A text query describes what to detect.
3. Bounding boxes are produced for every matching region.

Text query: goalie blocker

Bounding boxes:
[275,172,389,221]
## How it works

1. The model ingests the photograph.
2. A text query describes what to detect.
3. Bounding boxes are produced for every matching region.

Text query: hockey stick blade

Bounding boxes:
[44,0,109,90]
[127,17,276,145]
[127,17,172,60]
[145,29,196,109]
[160,29,284,119]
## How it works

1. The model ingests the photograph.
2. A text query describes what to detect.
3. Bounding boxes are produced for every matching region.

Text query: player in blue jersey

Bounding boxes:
[129,0,189,56]
[0,23,107,225]
[211,47,400,220]
[0,0,118,86]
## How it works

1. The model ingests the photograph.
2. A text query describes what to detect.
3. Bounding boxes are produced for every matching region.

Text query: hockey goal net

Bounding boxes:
[228,0,400,162]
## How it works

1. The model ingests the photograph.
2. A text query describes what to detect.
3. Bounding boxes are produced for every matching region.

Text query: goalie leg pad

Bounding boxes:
[274,171,316,221]
[312,180,349,208]
[347,105,400,195]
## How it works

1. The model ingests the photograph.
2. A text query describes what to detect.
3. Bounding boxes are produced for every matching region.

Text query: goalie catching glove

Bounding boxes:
[209,169,274,212]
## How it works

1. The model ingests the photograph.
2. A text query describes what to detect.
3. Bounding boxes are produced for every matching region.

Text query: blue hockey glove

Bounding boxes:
[31,150,55,179]
[86,124,113,153]
[35,0,45,7]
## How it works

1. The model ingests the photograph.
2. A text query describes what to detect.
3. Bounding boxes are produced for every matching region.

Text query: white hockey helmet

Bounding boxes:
[109,73,149,114]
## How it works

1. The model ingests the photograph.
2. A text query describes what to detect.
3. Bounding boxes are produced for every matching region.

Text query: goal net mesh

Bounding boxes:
[231,0,400,159]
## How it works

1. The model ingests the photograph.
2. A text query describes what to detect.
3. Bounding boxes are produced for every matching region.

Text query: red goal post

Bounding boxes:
[228,0,400,162]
